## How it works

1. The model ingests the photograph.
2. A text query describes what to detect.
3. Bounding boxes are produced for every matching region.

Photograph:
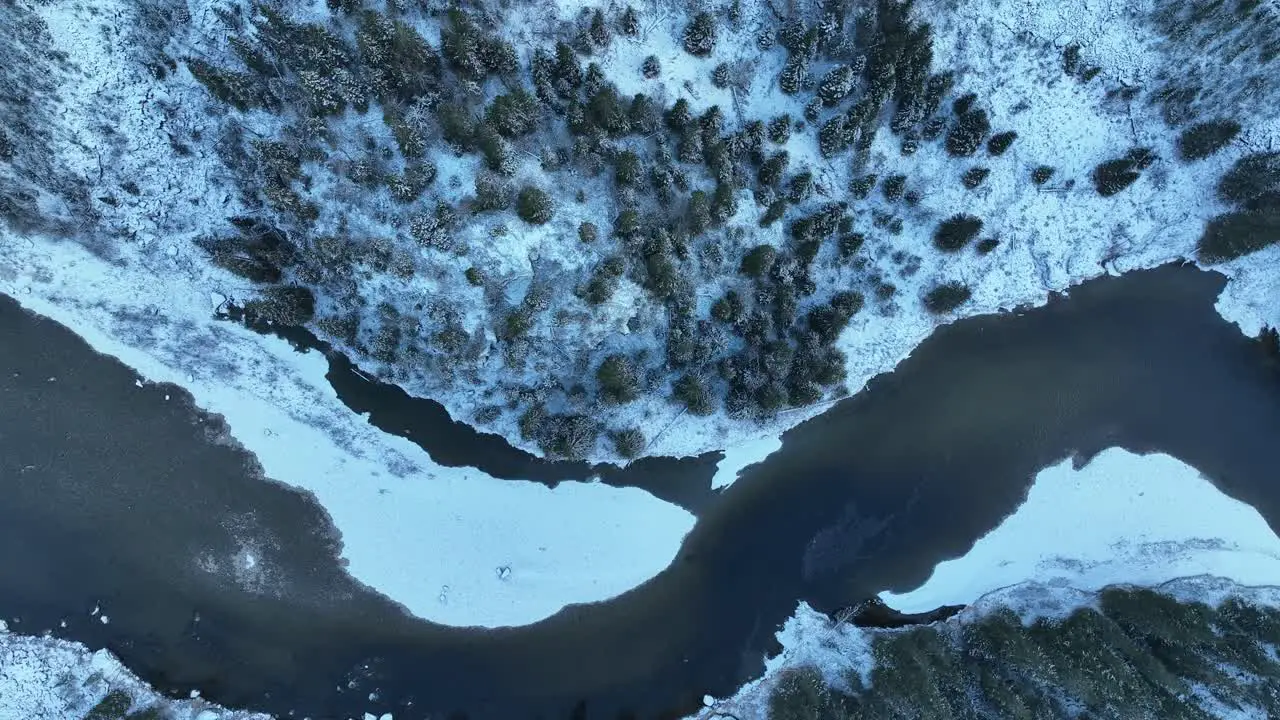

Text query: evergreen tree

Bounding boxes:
[683,12,717,56]
[516,186,554,224]
[1177,120,1241,161]
[817,64,856,106]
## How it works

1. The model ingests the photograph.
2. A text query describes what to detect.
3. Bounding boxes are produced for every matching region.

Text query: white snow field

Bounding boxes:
[694,449,1280,719]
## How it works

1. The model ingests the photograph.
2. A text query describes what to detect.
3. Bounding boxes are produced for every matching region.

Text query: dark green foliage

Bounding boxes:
[711,181,738,223]
[934,214,983,251]
[200,220,298,283]
[465,266,485,286]
[683,12,717,56]
[186,58,274,112]
[246,285,316,325]
[962,166,990,189]
[474,122,512,173]
[741,244,778,277]
[850,173,877,199]
[768,114,792,144]
[712,290,744,323]
[614,150,642,188]
[779,56,808,95]
[1062,43,1081,75]
[588,9,611,49]
[987,130,1017,156]
[952,92,977,117]
[441,10,517,80]
[976,237,1000,254]
[538,413,598,459]
[582,256,625,304]
[686,190,713,236]
[760,199,788,227]
[1031,165,1055,185]
[473,173,512,213]
[758,151,789,186]
[946,109,990,156]
[1092,155,1144,196]
[788,172,814,203]
[642,55,661,79]
[806,291,863,344]
[516,186,553,224]
[1217,152,1280,205]
[615,207,642,238]
[1177,119,1241,161]
[673,374,714,415]
[355,11,441,104]
[818,64,856,106]
[924,281,972,313]
[1197,210,1280,263]
[578,221,598,243]
[712,62,731,88]
[620,6,639,36]
[486,89,540,138]
[768,667,844,720]
[882,174,906,202]
[1198,151,1280,263]
[389,162,436,203]
[611,427,645,459]
[839,232,865,257]
[597,354,640,403]
[85,691,132,720]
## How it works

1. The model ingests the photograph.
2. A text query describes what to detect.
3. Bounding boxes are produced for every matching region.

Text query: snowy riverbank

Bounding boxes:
[0,233,695,630]
[0,624,268,720]
[694,449,1280,719]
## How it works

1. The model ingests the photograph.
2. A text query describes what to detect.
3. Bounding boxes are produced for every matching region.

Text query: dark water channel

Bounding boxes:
[2,264,1280,720]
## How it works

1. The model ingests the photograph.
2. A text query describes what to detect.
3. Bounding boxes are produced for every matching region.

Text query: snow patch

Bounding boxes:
[880,448,1280,613]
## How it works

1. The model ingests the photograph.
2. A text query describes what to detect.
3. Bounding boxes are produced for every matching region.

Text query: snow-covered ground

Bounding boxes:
[693,448,1280,719]
[0,233,695,630]
[0,624,268,720]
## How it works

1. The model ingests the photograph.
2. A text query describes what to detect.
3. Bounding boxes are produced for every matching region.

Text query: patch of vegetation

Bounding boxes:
[962,166,990,189]
[1177,119,1241,161]
[85,691,132,720]
[923,282,972,313]
[934,214,983,251]
[768,588,1280,720]
[1198,152,1280,262]
[946,108,990,157]
[516,186,553,224]
[1092,148,1156,197]
[1031,165,1055,185]
[987,130,1017,156]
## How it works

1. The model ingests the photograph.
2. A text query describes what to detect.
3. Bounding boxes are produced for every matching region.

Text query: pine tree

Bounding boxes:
[817,65,855,106]
[516,186,554,224]
[620,6,639,36]
[683,12,717,56]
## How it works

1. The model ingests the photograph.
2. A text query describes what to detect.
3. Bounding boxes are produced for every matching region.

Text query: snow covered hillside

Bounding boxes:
[2,0,1276,464]
[697,449,1280,720]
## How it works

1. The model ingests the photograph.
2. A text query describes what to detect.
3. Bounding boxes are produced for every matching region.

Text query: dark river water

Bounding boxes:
[2,264,1279,720]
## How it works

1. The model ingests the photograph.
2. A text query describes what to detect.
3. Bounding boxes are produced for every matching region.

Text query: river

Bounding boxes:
[1,264,1277,719]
